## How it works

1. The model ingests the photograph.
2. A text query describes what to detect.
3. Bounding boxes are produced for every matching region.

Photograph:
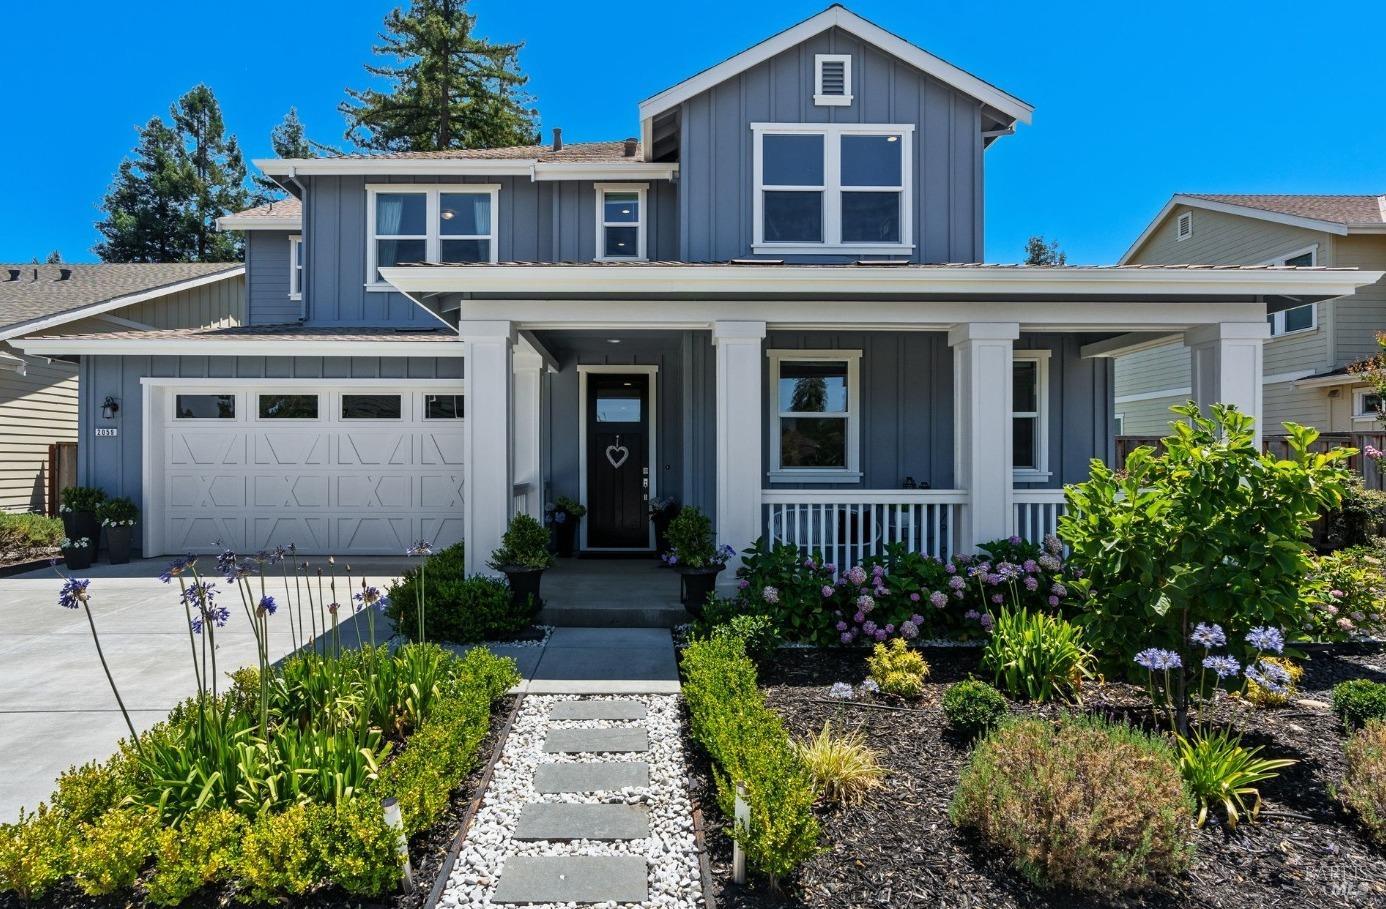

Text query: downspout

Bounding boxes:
[274,168,309,322]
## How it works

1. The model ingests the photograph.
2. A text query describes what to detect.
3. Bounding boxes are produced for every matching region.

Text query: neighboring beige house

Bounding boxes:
[1116,194,1386,437]
[0,263,245,513]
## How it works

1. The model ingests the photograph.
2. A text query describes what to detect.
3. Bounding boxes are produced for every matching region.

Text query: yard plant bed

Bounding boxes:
[689,645,1386,909]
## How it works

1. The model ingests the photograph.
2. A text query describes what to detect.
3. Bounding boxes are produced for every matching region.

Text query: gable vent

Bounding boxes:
[1176,211,1193,241]
[814,54,852,107]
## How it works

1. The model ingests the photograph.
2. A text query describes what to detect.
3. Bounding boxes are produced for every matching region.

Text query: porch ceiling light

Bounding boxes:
[607,338,621,344]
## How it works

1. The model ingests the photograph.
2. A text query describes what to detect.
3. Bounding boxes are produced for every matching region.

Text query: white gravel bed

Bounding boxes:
[438,694,703,909]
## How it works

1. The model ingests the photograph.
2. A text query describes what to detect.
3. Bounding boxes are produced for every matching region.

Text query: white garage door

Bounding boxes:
[153,383,465,555]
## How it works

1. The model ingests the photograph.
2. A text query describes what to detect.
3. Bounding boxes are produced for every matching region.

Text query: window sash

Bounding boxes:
[288,235,303,300]
[768,351,862,479]
[367,185,499,283]
[595,184,648,261]
[1012,352,1050,478]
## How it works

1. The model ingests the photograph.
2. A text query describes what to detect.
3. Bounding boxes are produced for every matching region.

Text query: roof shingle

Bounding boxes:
[1183,193,1386,226]
[0,263,243,334]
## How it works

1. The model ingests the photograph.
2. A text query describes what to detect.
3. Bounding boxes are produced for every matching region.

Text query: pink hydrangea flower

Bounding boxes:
[762,586,780,604]
[929,591,948,608]
[846,566,867,586]
[821,585,835,598]
[1047,595,1059,607]
[909,592,922,603]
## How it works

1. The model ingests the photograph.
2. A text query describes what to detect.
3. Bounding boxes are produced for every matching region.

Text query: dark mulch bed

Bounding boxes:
[0,695,518,909]
[689,645,1386,909]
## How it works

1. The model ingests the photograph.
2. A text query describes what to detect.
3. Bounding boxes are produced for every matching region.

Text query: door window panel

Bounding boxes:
[258,394,318,419]
[175,394,235,419]
[341,394,402,419]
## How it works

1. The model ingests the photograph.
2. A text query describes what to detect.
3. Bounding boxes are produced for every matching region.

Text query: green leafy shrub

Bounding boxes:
[313,797,402,896]
[942,680,1008,738]
[50,755,134,825]
[710,613,781,667]
[235,803,325,903]
[98,495,139,526]
[1303,547,1386,640]
[487,513,554,571]
[950,715,1193,895]
[794,721,884,807]
[1333,678,1386,730]
[681,634,820,886]
[387,543,530,643]
[1340,719,1386,845]
[0,805,69,902]
[1061,404,1350,717]
[68,806,157,896]
[982,607,1092,703]
[59,485,105,512]
[0,512,63,552]
[866,638,929,698]
[1320,476,1386,550]
[146,809,247,906]
[1176,728,1294,828]
[734,539,839,644]
[664,506,730,570]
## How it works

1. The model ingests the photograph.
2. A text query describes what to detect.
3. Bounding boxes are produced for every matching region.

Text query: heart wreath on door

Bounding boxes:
[605,434,630,469]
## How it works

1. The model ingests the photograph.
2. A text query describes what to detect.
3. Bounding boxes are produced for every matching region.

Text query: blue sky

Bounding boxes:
[4,0,1385,264]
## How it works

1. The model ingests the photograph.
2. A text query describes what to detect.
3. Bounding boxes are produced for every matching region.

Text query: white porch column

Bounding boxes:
[1184,322,1269,444]
[461,320,515,576]
[713,321,766,578]
[512,346,544,522]
[948,322,1020,550]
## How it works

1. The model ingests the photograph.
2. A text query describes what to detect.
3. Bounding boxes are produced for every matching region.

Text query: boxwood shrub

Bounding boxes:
[387,542,531,643]
[1333,679,1386,730]
[681,634,820,886]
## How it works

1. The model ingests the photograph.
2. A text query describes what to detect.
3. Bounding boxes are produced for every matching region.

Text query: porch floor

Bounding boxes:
[539,558,687,628]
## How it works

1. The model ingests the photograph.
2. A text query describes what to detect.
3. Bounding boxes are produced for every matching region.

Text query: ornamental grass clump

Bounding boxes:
[794,721,884,807]
[866,637,929,698]
[950,715,1194,896]
[1340,719,1386,845]
[981,606,1092,703]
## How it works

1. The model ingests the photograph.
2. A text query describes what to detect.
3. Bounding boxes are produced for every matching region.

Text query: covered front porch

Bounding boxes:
[381,262,1376,580]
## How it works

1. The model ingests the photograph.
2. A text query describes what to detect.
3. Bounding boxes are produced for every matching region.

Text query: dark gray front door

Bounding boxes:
[586,374,650,549]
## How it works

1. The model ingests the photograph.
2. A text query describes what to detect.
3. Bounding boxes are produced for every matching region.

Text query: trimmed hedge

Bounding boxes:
[1333,679,1386,731]
[681,633,820,885]
[386,542,532,643]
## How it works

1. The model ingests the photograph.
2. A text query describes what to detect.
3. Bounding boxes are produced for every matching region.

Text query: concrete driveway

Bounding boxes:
[0,558,679,822]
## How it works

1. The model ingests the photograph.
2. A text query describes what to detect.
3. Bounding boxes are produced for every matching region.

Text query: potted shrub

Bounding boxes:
[649,496,679,557]
[662,506,734,618]
[547,496,587,558]
[488,514,555,615]
[61,535,93,570]
[60,486,105,548]
[100,497,139,564]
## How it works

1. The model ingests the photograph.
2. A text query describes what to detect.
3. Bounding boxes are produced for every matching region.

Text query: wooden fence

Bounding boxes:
[45,442,77,516]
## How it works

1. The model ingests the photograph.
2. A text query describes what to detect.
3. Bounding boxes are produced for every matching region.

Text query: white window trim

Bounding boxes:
[365,183,500,290]
[594,183,648,261]
[1176,211,1193,241]
[813,53,853,106]
[751,122,914,256]
[288,235,303,301]
[1353,388,1383,423]
[766,348,862,483]
[1262,244,1320,338]
[1013,349,1051,482]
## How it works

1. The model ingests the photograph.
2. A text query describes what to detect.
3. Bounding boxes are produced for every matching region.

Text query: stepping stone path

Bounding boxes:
[439,695,703,908]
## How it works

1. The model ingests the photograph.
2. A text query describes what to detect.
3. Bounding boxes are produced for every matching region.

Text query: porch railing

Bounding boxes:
[512,482,533,518]
[761,489,968,571]
[1013,489,1067,544]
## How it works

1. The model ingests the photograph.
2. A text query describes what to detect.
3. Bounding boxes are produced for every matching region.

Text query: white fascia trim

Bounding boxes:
[13,337,464,358]
[637,6,1032,128]
[1120,196,1347,265]
[0,267,246,342]
[1115,386,1192,405]
[1296,373,1364,390]
[216,216,302,231]
[381,264,1384,300]
[256,157,534,177]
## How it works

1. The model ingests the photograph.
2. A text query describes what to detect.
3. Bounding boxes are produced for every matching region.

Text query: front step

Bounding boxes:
[537,602,688,628]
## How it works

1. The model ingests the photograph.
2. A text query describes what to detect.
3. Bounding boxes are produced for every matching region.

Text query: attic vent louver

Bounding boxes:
[1177,211,1193,241]
[814,54,852,107]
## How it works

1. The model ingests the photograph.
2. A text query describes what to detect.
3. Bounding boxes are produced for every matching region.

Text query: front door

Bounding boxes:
[585,373,651,549]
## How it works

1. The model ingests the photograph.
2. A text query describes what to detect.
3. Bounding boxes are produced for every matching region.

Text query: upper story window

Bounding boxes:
[366,184,499,287]
[752,123,913,255]
[595,184,647,260]
[767,349,862,482]
[288,235,303,301]
[814,54,853,106]
[1013,350,1051,481]
[1264,246,1318,337]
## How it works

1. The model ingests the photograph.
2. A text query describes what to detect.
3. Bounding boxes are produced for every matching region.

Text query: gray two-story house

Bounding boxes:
[13,5,1376,577]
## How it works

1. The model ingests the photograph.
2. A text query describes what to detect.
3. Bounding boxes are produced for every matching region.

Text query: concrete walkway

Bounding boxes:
[0,559,679,821]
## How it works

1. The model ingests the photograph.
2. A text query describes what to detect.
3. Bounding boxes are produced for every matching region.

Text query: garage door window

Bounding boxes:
[258,394,319,419]
[342,394,402,419]
[424,394,465,419]
[175,394,235,419]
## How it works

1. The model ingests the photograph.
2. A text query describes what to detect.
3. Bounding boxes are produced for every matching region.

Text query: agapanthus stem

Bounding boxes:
[418,562,426,643]
[175,576,204,696]
[281,563,297,653]
[82,602,142,757]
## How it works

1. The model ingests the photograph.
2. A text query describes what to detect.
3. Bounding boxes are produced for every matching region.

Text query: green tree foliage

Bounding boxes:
[1024,235,1066,266]
[44,251,61,264]
[1061,403,1351,727]
[96,85,250,262]
[341,0,540,152]
[254,108,322,197]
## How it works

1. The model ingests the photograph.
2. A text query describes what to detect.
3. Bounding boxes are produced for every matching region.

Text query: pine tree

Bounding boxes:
[341,0,540,152]
[45,251,62,264]
[1024,235,1067,266]
[254,107,316,196]
[95,86,250,262]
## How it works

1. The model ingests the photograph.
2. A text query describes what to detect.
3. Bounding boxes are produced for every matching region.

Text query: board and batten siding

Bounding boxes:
[676,25,984,263]
[0,345,76,513]
[247,231,298,324]
[1329,235,1386,366]
[76,354,463,549]
[301,175,678,326]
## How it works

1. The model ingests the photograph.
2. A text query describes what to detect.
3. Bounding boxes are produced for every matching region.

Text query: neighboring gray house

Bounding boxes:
[1116,194,1386,437]
[0,263,244,513]
[14,6,1378,576]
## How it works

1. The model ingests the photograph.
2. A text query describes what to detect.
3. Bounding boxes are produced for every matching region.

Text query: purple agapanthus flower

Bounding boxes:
[1245,658,1292,695]
[737,579,750,590]
[406,539,434,558]
[58,577,90,610]
[990,593,1003,604]
[978,614,994,631]
[1050,583,1067,598]
[159,555,196,584]
[1134,648,1182,671]
[1190,623,1226,648]
[945,562,958,575]
[190,604,230,634]
[1202,655,1241,679]
[256,595,277,616]
[829,681,853,698]
[1246,627,1285,654]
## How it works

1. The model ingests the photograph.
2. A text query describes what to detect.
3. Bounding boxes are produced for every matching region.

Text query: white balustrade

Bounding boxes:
[761,489,968,573]
[1012,489,1067,544]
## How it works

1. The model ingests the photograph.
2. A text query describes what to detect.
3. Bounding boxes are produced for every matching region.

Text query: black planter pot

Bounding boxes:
[553,519,579,558]
[502,567,546,617]
[70,510,100,548]
[62,545,93,571]
[105,525,133,565]
[678,566,724,618]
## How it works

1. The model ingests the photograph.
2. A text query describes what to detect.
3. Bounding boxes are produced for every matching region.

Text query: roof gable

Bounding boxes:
[637,5,1032,135]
